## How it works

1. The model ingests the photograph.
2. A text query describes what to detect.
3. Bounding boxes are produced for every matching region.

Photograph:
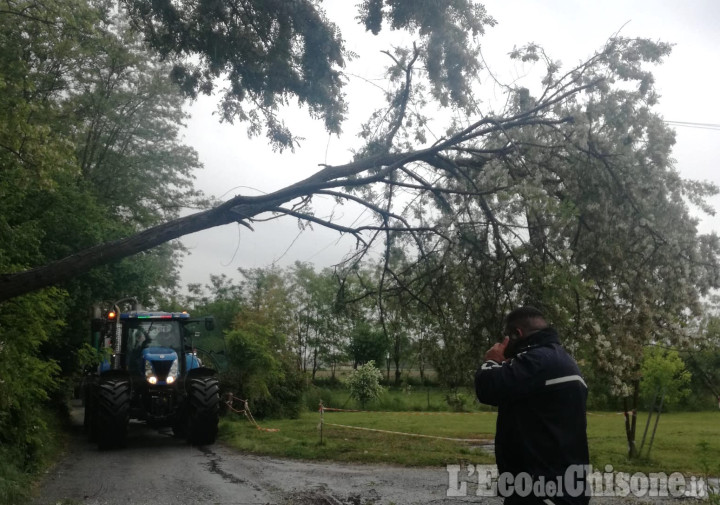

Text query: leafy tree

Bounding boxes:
[361,38,719,398]
[0,0,201,305]
[291,263,345,379]
[347,320,388,369]
[220,268,306,417]
[225,323,283,401]
[3,9,710,358]
[344,360,385,408]
[640,346,691,411]
[65,13,203,228]
[238,267,296,346]
[0,0,206,494]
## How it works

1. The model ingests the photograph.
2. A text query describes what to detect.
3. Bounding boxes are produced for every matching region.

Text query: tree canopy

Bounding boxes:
[0,1,206,495]
[1,0,718,393]
[120,0,495,149]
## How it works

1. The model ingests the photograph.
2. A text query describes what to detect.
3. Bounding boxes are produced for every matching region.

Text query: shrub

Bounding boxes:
[343,361,385,408]
[223,323,307,418]
[445,391,469,412]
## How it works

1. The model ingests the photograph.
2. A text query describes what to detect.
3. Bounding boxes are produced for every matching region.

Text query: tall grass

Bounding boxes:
[303,384,495,413]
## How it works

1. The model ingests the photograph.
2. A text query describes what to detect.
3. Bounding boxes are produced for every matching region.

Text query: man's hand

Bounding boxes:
[484,337,509,362]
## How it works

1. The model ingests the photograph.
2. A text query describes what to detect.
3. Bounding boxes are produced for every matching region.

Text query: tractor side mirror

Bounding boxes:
[204,318,215,331]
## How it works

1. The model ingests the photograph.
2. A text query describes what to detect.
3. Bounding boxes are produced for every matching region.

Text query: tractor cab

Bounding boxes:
[123,313,188,385]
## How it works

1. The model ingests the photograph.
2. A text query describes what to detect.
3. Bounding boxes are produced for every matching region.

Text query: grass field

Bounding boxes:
[220,407,720,476]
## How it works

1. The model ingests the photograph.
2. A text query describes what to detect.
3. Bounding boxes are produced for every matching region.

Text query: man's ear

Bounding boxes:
[516,328,523,338]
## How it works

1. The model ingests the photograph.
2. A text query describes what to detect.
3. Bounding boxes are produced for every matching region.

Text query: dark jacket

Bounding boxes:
[475,328,589,505]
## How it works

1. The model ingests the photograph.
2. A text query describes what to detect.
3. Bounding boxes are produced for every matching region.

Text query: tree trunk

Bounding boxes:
[418,337,425,383]
[624,380,640,459]
[311,348,318,381]
[0,151,412,302]
[394,338,402,385]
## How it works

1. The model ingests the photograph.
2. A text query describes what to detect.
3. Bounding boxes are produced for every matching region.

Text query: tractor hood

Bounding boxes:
[142,347,177,362]
[142,347,179,385]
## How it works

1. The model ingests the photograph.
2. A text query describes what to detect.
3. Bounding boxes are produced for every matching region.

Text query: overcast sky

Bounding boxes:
[177,0,720,289]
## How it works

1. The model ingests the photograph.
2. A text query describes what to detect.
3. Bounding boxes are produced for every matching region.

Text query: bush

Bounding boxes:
[248,360,307,419]
[445,391,469,412]
[0,290,66,503]
[223,324,307,418]
[343,361,385,408]
[640,347,691,411]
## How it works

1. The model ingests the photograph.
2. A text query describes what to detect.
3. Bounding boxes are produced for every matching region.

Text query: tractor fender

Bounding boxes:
[185,366,217,382]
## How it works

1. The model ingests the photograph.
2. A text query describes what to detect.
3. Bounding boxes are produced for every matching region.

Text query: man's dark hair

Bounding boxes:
[505,306,547,334]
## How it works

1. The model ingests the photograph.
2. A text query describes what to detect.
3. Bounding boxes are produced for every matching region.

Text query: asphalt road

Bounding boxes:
[32,402,494,505]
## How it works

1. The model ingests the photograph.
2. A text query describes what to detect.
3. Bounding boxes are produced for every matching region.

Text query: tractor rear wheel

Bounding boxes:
[95,378,131,450]
[186,376,219,445]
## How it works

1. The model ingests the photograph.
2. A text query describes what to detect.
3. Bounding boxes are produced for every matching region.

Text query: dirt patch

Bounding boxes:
[283,487,381,505]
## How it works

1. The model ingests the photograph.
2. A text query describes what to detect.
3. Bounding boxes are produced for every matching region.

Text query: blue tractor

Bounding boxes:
[83,307,220,449]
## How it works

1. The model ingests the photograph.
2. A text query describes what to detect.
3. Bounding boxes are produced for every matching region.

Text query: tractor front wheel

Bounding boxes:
[95,378,131,450]
[186,376,219,445]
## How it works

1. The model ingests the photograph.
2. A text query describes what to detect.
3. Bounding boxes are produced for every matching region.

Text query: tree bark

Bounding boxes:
[624,380,640,459]
[0,152,405,302]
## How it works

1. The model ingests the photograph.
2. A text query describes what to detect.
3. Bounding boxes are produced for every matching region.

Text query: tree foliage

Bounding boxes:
[121,0,495,149]
[3,9,714,391]
[347,320,388,369]
[0,0,205,494]
[344,360,385,408]
[182,268,307,418]
[0,289,64,503]
[291,262,345,378]
[123,0,348,150]
[640,346,691,410]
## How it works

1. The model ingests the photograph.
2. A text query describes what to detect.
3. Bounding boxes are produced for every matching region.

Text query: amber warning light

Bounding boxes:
[107,311,116,319]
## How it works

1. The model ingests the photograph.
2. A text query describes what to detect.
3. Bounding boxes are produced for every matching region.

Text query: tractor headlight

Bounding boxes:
[166,359,179,384]
[145,360,157,384]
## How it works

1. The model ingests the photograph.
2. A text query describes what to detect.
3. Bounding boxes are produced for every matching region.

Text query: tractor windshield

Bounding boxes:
[125,320,182,372]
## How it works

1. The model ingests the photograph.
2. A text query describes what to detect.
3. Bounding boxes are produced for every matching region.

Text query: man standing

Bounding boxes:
[475,306,590,504]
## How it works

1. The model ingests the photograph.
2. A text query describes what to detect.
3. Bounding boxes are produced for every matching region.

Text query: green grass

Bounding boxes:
[221,410,497,467]
[587,411,720,475]
[221,408,720,475]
